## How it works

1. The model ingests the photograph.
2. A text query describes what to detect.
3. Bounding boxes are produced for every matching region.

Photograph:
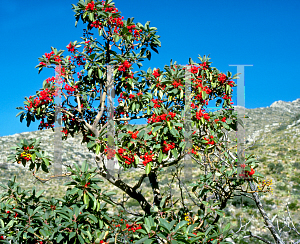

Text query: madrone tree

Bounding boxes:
[0,0,295,243]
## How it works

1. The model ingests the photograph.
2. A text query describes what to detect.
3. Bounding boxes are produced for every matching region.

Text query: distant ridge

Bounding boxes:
[269,98,300,113]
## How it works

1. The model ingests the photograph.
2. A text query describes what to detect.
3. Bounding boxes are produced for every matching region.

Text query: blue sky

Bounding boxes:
[1,0,299,137]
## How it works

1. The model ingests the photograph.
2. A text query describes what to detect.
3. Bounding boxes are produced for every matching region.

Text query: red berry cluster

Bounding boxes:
[189,62,208,73]
[190,148,198,155]
[153,69,166,89]
[19,146,34,161]
[202,85,212,94]
[61,128,68,137]
[108,15,124,34]
[191,102,198,109]
[6,209,18,218]
[239,164,255,177]
[104,7,117,13]
[45,76,55,84]
[196,110,210,121]
[118,60,131,72]
[152,69,160,78]
[203,135,215,145]
[218,73,227,83]
[228,80,235,87]
[141,152,154,166]
[25,89,54,112]
[128,131,138,139]
[214,117,226,123]
[118,92,127,102]
[190,65,199,74]
[118,148,135,165]
[172,80,183,88]
[47,51,61,63]
[102,1,119,13]
[147,112,176,124]
[39,118,54,130]
[66,42,75,53]
[125,72,134,79]
[85,1,96,11]
[64,84,78,95]
[200,62,209,70]
[222,94,233,104]
[45,51,54,60]
[90,20,101,28]
[151,99,162,108]
[74,55,86,66]
[126,24,136,33]
[84,182,91,188]
[133,29,142,40]
[217,73,235,87]
[162,141,175,153]
[125,223,142,232]
[0,236,4,240]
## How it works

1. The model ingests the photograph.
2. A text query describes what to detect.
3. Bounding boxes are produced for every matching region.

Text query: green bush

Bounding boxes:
[268,162,284,174]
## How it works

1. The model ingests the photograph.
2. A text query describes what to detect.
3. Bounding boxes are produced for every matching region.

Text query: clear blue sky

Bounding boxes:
[1,0,299,137]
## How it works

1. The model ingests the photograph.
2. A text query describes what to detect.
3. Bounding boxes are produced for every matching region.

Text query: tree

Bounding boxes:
[1,0,295,243]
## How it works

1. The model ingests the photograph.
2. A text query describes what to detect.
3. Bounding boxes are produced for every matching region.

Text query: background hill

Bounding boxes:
[0,98,299,243]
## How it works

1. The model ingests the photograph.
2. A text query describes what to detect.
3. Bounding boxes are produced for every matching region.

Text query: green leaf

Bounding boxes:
[114,34,120,42]
[39,229,47,238]
[95,144,100,155]
[83,192,89,207]
[78,234,85,244]
[145,162,151,174]
[83,11,88,19]
[174,220,188,232]
[36,190,44,198]
[205,225,214,236]
[223,222,231,232]
[134,154,140,165]
[159,218,171,232]
[98,68,103,78]
[152,125,162,133]
[220,121,229,130]
[16,111,25,117]
[170,128,179,137]
[88,68,93,77]
[31,153,36,162]
[134,237,152,244]
[87,141,96,148]
[167,121,172,130]
[0,219,4,228]
[171,148,178,159]
[158,150,163,163]
[7,219,14,228]
[81,160,88,172]
[89,12,94,21]
[69,232,76,240]
[42,158,50,166]
[56,234,64,243]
